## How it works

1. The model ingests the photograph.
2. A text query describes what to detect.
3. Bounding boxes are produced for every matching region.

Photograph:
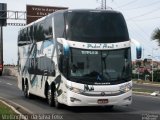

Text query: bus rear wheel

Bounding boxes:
[24,83,32,99]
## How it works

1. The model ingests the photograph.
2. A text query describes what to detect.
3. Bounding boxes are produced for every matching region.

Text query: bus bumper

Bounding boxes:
[65,90,132,106]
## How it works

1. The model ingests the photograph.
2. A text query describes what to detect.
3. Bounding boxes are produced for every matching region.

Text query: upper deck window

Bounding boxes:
[65,11,129,43]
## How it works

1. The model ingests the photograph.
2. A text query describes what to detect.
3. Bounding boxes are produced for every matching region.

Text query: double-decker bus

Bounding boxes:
[17,9,141,108]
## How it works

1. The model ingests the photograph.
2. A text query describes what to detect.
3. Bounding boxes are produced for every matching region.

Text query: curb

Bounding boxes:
[0,100,28,120]
[0,97,33,120]
[0,100,21,115]
[133,91,160,96]
[133,91,151,95]
[142,83,160,87]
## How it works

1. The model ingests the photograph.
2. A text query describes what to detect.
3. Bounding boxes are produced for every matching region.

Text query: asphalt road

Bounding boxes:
[0,76,160,120]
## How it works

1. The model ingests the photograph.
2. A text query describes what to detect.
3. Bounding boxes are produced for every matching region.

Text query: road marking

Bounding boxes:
[6,83,13,86]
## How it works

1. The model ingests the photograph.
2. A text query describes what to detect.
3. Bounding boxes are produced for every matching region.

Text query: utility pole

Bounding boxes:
[97,0,113,10]
[101,0,106,9]
[0,26,3,75]
[0,3,7,76]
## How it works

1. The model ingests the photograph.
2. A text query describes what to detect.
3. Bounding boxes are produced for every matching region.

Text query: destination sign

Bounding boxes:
[87,43,114,49]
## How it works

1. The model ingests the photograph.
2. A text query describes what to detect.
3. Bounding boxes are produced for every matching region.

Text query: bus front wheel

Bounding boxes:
[53,90,62,109]
[47,89,54,107]
[47,87,62,108]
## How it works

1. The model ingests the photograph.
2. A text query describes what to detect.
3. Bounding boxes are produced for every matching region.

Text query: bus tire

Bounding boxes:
[47,88,54,107]
[24,83,32,99]
[54,89,62,109]
[0,71,2,76]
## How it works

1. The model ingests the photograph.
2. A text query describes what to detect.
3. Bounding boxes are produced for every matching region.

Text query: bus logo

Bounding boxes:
[97,75,102,81]
[101,92,105,96]
[84,85,94,91]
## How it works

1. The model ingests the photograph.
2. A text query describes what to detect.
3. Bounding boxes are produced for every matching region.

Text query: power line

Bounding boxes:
[127,6,160,20]
[113,0,154,56]
[124,0,160,11]
[128,16,160,21]
[133,22,150,39]
[129,23,155,58]
[113,1,148,41]
[116,0,138,9]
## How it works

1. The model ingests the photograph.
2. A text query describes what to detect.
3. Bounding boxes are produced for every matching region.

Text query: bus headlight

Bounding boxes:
[119,83,132,93]
[65,84,83,94]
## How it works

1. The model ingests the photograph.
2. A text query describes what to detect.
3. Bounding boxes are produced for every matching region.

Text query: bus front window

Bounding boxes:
[69,48,131,85]
[65,11,129,43]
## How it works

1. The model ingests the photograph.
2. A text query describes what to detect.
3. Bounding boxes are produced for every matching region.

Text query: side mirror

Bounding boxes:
[136,46,142,59]
[131,39,142,59]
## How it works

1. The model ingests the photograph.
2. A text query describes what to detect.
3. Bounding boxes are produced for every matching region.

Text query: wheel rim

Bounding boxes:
[54,91,58,107]
[48,90,52,104]
[24,85,28,97]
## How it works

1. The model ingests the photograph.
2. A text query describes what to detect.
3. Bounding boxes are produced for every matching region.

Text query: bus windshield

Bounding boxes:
[69,48,131,85]
[65,11,129,43]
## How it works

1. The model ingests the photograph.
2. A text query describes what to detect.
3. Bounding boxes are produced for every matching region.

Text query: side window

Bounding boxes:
[54,13,65,38]
[34,22,45,42]
[18,25,35,46]
[59,53,68,78]
[18,29,27,46]
[18,31,22,46]
[44,17,52,39]
[27,25,34,43]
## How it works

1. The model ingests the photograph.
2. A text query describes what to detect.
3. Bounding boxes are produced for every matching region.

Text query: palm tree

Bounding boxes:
[151,28,160,46]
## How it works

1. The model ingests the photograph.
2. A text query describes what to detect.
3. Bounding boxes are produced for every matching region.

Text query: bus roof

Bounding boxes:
[20,9,122,31]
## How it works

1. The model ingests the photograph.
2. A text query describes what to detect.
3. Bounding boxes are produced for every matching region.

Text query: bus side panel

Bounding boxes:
[28,40,58,98]
[17,46,29,91]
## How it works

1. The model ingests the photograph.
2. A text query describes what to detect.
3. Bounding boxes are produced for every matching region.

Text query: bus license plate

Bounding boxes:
[97,99,108,104]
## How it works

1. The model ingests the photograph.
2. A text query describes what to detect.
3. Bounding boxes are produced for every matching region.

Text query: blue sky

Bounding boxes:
[1,0,160,64]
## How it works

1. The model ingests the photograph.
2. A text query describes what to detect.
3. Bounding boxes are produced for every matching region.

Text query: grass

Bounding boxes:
[0,101,16,114]
[133,79,160,85]
[0,101,18,120]
[133,88,155,93]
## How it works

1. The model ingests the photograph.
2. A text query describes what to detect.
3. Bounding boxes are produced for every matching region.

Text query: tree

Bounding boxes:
[136,60,141,67]
[153,69,160,82]
[151,28,160,46]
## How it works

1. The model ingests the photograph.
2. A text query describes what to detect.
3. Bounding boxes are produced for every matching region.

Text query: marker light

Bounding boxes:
[63,40,69,55]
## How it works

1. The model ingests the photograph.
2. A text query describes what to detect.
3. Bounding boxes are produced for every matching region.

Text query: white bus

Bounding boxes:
[17,9,141,109]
